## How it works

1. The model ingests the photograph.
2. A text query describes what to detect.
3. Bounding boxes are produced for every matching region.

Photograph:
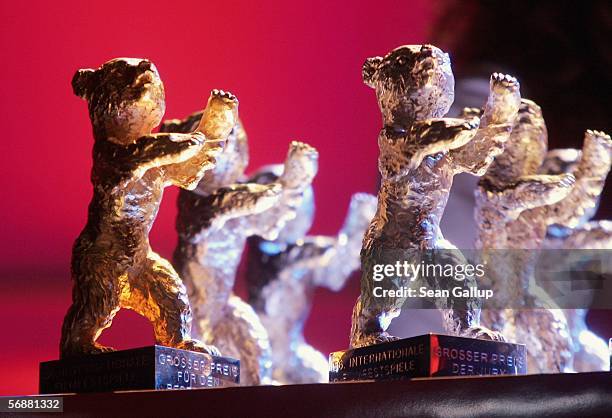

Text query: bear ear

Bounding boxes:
[72,68,96,99]
[362,56,382,88]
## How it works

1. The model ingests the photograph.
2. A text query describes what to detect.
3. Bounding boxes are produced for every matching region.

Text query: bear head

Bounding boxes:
[362,45,455,126]
[72,58,165,145]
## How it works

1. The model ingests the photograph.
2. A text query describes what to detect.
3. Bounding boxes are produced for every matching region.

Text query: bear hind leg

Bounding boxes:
[127,253,219,355]
[60,271,121,358]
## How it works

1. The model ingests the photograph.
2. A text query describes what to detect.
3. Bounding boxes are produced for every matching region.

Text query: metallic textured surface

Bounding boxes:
[349,45,521,348]
[545,221,612,251]
[247,187,377,384]
[475,96,612,372]
[166,114,318,385]
[60,58,238,358]
[541,151,611,372]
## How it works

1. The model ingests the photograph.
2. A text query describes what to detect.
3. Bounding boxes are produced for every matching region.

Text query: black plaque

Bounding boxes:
[329,333,526,382]
[40,345,239,394]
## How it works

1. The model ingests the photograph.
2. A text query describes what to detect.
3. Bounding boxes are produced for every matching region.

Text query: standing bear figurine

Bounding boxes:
[475,96,611,372]
[474,99,576,372]
[350,45,521,348]
[475,98,612,373]
[245,167,377,384]
[163,112,318,385]
[61,58,238,358]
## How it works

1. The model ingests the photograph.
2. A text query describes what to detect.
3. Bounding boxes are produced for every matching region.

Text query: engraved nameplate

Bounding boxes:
[329,334,526,382]
[40,345,239,394]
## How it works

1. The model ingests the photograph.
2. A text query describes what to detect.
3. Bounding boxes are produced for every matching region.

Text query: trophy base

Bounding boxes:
[329,333,526,382]
[39,345,240,394]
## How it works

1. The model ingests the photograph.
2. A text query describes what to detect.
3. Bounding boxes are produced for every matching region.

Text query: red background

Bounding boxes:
[0,0,433,395]
[1,0,609,396]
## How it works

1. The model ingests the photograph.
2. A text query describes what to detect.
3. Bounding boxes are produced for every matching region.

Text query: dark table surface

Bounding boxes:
[2,372,611,418]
